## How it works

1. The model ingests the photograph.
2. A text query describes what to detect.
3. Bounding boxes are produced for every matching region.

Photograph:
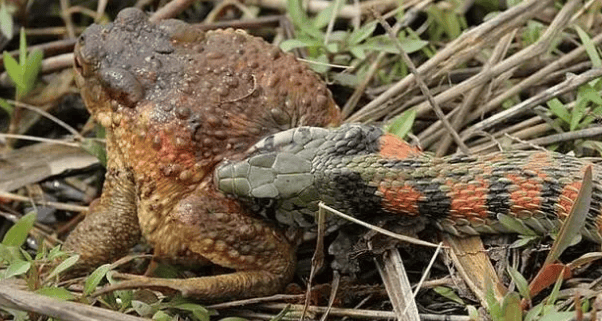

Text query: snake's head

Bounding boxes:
[216,126,333,227]
[216,126,331,199]
[215,124,390,227]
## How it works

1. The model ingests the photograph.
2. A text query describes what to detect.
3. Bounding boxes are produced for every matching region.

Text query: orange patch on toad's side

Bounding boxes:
[379,134,422,159]
[378,183,422,216]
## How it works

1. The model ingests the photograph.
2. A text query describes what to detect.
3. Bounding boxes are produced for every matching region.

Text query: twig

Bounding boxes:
[435,31,515,156]
[410,0,580,120]
[0,281,146,321]
[318,202,443,248]
[149,0,198,22]
[420,26,602,143]
[513,126,602,150]
[373,10,470,154]
[59,0,76,38]
[462,67,602,140]
[0,191,89,212]
[259,303,472,320]
[207,294,306,309]
[6,100,83,139]
[0,134,80,147]
[347,0,553,122]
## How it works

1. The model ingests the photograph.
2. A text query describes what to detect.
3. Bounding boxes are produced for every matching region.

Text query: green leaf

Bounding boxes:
[2,212,36,247]
[0,244,13,263]
[546,98,570,123]
[386,109,416,138]
[325,42,338,53]
[46,254,80,280]
[219,318,249,321]
[3,259,30,279]
[19,248,32,262]
[570,94,588,131]
[20,49,43,96]
[579,83,602,105]
[509,235,538,248]
[3,51,25,90]
[0,3,13,40]
[152,310,172,321]
[47,245,67,261]
[358,36,428,55]
[575,25,602,68]
[524,302,544,321]
[172,301,217,321]
[348,21,377,45]
[279,38,322,52]
[0,98,13,116]
[398,38,429,54]
[132,300,156,317]
[506,266,530,301]
[36,287,75,301]
[349,46,366,59]
[312,2,337,29]
[581,140,602,156]
[286,0,309,28]
[1,308,27,321]
[307,53,330,74]
[84,263,111,295]
[500,292,522,321]
[485,282,502,318]
[433,286,464,305]
[497,213,538,236]
[538,311,578,321]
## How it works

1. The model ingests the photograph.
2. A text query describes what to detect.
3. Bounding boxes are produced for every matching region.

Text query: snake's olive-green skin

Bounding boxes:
[216,124,602,242]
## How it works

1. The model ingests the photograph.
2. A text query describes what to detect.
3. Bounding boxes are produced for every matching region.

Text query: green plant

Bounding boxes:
[545,26,602,154]
[425,1,467,41]
[385,109,416,138]
[3,28,43,100]
[282,0,427,77]
[0,28,43,118]
[0,212,80,320]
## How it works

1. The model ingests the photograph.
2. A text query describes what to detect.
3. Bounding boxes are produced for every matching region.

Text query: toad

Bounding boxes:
[66,8,340,301]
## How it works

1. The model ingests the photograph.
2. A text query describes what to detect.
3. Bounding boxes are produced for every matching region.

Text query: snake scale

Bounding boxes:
[216,124,602,243]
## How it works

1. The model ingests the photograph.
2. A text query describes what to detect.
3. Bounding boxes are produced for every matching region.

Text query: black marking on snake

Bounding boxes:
[536,154,566,220]
[411,179,451,220]
[383,158,430,170]
[322,125,383,158]
[327,169,383,217]
[486,164,512,220]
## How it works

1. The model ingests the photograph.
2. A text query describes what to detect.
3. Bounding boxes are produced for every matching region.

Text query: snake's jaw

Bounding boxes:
[217,126,333,200]
[216,150,317,200]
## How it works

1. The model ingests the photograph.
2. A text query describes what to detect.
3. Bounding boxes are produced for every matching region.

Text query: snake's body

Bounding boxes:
[217,124,602,242]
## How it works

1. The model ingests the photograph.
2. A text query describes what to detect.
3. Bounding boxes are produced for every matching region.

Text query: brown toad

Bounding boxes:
[66,8,340,300]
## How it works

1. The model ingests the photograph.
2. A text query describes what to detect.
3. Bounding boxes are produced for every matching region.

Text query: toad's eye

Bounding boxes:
[78,34,85,47]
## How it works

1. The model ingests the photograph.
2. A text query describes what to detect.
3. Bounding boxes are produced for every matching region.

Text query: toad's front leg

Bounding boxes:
[99,185,296,301]
[64,164,141,271]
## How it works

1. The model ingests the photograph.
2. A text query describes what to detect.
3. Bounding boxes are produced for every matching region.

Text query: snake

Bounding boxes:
[215,124,602,243]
